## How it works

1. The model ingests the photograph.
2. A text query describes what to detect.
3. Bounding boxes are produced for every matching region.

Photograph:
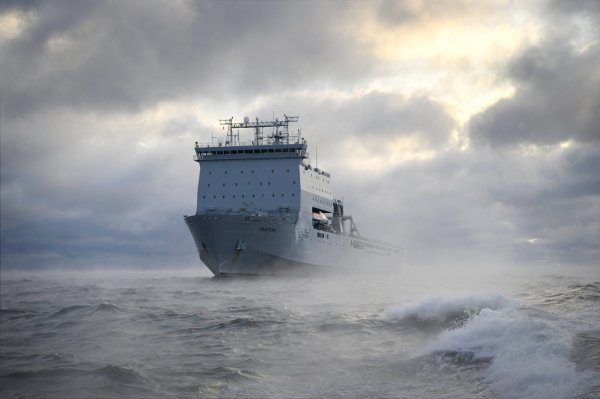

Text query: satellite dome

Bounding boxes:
[244,116,250,123]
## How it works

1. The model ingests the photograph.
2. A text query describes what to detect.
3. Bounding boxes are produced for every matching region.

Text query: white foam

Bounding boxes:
[419,297,592,399]
[384,294,515,323]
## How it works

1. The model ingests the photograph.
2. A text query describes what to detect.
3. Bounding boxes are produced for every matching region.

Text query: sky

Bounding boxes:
[0,0,598,270]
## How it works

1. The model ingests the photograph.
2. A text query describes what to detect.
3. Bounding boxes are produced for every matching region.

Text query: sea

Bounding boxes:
[1,264,599,399]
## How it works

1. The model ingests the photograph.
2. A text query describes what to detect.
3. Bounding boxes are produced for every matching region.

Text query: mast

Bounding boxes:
[217,115,300,146]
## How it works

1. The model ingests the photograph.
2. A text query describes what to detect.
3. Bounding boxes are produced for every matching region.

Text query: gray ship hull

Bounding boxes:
[184,212,398,276]
[185,213,311,275]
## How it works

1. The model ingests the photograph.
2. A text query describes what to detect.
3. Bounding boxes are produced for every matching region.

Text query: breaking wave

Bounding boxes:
[386,295,599,399]
[385,294,515,330]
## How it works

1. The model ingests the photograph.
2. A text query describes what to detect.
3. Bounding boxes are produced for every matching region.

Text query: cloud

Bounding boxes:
[0,107,204,268]
[336,143,599,266]
[469,3,600,148]
[1,1,598,270]
[1,1,378,119]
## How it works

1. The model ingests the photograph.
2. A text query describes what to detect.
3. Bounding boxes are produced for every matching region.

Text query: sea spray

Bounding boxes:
[386,295,596,399]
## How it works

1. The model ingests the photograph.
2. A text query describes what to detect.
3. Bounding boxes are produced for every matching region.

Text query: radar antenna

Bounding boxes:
[219,115,300,146]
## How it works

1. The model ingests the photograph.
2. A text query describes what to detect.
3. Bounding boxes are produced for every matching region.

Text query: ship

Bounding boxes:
[184,115,401,276]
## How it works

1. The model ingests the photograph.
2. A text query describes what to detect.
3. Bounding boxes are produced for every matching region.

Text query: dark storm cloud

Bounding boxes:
[2,0,374,119]
[469,3,600,148]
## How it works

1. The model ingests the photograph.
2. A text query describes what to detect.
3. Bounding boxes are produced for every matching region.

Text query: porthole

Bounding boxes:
[209,171,212,175]
[268,182,271,185]
[252,194,255,198]
[287,169,290,172]
[271,170,274,173]
[240,170,243,174]
[281,194,284,197]
[213,195,216,199]
[272,194,275,198]
[222,195,225,199]
[242,195,245,198]
[235,183,238,186]
[260,182,263,186]
[233,195,236,198]
[207,183,211,187]
[203,195,206,199]
[225,171,227,175]
[222,183,225,187]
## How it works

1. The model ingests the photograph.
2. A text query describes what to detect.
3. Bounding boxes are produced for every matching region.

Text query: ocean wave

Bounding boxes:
[384,295,515,330]
[0,308,39,322]
[317,320,375,336]
[540,282,600,305]
[49,303,122,319]
[50,305,92,318]
[422,297,596,399]
[96,364,152,385]
[94,303,122,313]
[3,366,92,379]
[172,317,276,335]
[572,330,600,372]
[566,282,600,302]
[209,366,263,383]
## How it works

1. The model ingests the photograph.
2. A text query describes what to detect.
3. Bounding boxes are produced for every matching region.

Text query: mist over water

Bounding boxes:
[1,264,598,398]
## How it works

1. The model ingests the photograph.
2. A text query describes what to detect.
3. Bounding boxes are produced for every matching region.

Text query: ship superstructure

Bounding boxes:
[184,115,400,276]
